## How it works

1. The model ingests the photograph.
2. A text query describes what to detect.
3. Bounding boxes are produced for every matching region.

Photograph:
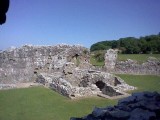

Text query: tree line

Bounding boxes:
[90,33,160,54]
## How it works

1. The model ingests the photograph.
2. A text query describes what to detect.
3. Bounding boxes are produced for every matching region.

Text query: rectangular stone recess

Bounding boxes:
[95,81,123,97]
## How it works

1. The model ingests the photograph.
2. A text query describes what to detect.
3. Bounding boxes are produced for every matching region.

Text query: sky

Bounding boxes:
[0,0,160,50]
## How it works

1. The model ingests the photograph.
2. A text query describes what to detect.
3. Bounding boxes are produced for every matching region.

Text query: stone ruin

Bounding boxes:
[0,44,90,83]
[104,49,118,72]
[104,49,160,75]
[115,57,160,75]
[36,67,134,99]
[0,45,135,99]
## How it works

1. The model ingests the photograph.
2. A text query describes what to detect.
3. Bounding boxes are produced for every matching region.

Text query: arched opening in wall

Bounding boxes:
[101,85,122,97]
[75,54,79,59]
[95,81,122,97]
[114,77,121,86]
[95,81,105,90]
[34,71,37,74]
[73,54,80,66]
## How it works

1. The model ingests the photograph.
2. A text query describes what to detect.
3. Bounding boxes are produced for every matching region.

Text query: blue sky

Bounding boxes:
[0,0,160,50]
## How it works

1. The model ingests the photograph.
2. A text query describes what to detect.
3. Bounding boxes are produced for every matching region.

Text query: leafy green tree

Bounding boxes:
[94,51,105,62]
[90,33,160,54]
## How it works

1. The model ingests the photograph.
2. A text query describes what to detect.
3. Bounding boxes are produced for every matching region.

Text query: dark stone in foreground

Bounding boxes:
[70,91,160,120]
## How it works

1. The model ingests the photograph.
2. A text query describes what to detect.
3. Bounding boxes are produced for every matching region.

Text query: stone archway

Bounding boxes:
[95,81,105,90]
[95,81,122,97]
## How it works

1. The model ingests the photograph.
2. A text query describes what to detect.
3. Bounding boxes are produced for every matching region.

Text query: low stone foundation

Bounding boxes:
[104,49,160,75]
[115,57,160,75]
[0,83,41,90]
[35,62,135,99]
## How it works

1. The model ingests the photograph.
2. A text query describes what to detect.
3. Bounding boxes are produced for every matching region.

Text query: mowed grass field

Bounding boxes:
[118,54,160,63]
[0,75,160,120]
[90,56,104,66]
[90,53,160,66]
[117,74,160,92]
[0,87,117,120]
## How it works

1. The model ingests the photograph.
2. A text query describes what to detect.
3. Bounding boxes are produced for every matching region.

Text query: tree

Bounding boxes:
[90,33,160,54]
[94,51,105,62]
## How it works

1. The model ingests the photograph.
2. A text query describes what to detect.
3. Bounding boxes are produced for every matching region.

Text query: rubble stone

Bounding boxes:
[104,49,118,72]
[115,57,160,75]
[0,45,135,99]
[0,44,90,83]
[104,49,160,75]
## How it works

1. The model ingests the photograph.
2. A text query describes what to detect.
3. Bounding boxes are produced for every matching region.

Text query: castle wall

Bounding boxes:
[115,57,160,75]
[104,49,160,75]
[0,45,90,83]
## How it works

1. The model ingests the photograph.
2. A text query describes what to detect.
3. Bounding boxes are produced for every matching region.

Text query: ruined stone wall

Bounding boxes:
[104,49,160,75]
[115,57,160,75]
[36,67,135,98]
[0,44,90,83]
[104,49,118,72]
[0,46,135,99]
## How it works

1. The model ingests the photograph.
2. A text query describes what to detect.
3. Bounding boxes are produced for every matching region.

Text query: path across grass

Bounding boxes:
[0,75,160,120]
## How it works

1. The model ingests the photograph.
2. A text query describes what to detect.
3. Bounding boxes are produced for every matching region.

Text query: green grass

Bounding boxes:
[0,87,117,120]
[90,55,104,66]
[0,74,160,120]
[117,74,160,92]
[90,54,160,66]
[118,54,160,63]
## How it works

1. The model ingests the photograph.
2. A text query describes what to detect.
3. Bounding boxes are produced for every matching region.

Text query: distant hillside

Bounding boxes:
[90,33,160,54]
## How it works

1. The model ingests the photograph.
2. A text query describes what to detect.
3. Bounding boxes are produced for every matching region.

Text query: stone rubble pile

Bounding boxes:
[36,65,135,98]
[71,91,160,120]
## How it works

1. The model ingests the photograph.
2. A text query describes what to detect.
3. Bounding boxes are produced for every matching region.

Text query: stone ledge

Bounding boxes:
[97,92,130,100]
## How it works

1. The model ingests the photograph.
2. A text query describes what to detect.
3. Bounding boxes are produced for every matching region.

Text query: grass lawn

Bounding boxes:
[0,87,117,120]
[118,54,160,63]
[117,74,160,92]
[90,56,104,66]
[90,53,160,66]
[0,74,160,120]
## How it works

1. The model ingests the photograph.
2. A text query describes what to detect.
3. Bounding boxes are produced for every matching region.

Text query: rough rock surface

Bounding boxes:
[36,65,135,98]
[0,45,135,99]
[115,57,160,75]
[105,49,118,72]
[71,91,160,120]
[0,44,90,83]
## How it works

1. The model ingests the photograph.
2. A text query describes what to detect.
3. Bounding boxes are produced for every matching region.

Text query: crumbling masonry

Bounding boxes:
[0,45,135,98]
[104,49,160,75]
